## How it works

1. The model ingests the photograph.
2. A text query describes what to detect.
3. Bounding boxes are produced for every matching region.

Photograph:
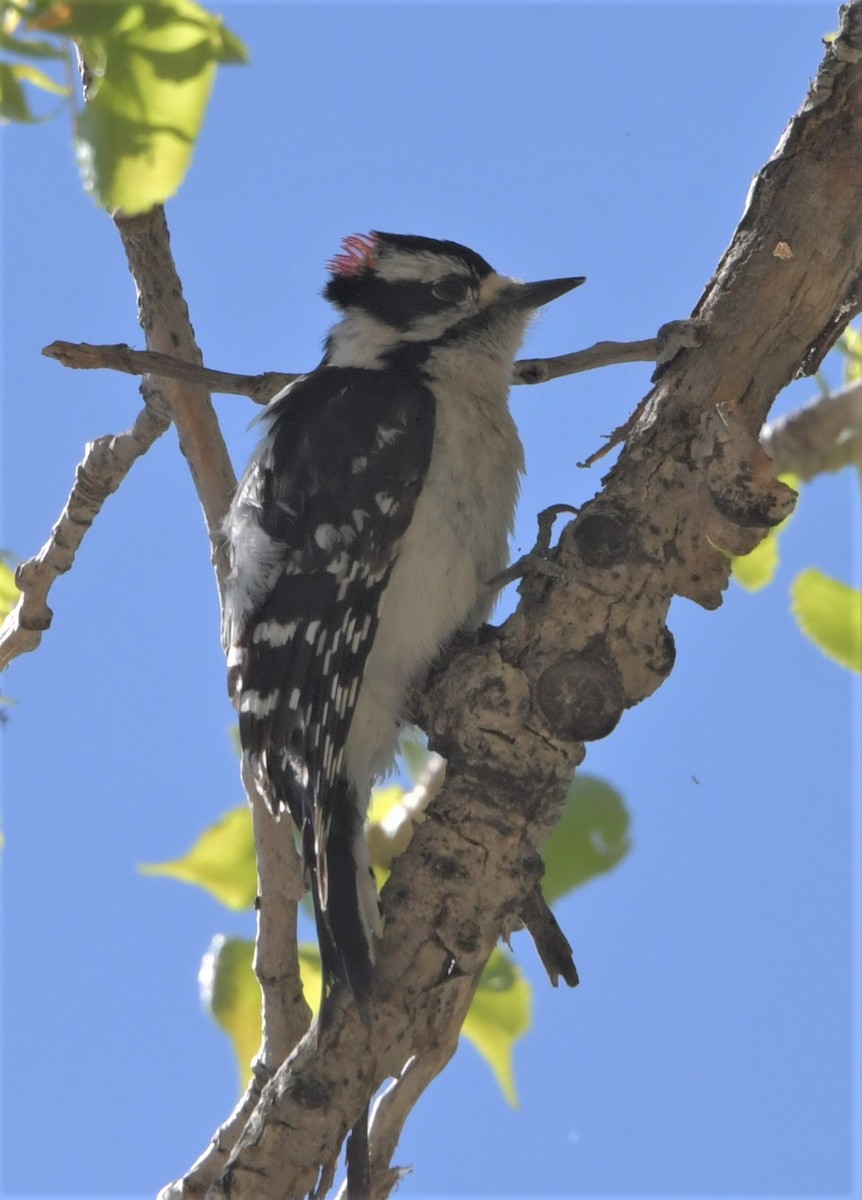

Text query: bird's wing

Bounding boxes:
[226,363,435,856]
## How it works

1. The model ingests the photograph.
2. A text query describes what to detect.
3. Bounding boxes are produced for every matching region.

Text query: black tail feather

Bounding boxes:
[345,1102,372,1199]
[306,789,375,1197]
[303,777,375,1002]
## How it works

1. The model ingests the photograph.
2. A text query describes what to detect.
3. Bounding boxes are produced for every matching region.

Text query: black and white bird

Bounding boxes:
[223,231,583,1001]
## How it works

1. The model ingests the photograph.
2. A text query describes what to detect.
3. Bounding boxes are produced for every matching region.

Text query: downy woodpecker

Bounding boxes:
[223,232,583,999]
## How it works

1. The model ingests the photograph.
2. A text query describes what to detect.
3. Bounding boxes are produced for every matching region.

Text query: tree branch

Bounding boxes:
[42,339,300,405]
[761,377,862,478]
[0,207,241,671]
[112,208,237,601]
[41,335,658,402]
[512,337,657,384]
[177,7,862,1195]
[0,400,171,670]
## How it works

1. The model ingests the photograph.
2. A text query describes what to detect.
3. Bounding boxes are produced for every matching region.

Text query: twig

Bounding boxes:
[42,340,299,406]
[512,338,657,384]
[761,377,862,478]
[521,885,579,988]
[42,336,659,402]
[1,208,242,673]
[0,401,170,670]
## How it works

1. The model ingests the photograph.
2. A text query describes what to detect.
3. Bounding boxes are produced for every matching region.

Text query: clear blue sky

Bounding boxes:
[2,3,858,1198]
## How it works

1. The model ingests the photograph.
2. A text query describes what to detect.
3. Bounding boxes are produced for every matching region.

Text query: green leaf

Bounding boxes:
[140,806,257,909]
[731,473,799,592]
[790,568,862,672]
[67,1,247,214]
[541,774,631,905]
[200,935,260,1088]
[212,21,248,64]
[0,560,20,620]
[461,949,531,1107]
[298,941,324,1016]
[839,324,862,384]
[731,527,781,591]
[0,60,34,120]
[9,60,69,94]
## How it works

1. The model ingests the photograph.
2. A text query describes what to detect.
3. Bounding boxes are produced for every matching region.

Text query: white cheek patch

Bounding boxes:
[479,273,514,305]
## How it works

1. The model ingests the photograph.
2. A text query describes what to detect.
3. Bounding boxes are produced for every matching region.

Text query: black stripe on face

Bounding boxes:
[324,276,455,328]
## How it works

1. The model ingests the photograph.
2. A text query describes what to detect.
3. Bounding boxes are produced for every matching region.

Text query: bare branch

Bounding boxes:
[112,207,237,601]
[0,401,170,670]
[1,207,239,671]
[41,336,658,403]
[42,339,299,406]
[761,377,862,478]
[513,337,657,384]
[162,775,313,1200]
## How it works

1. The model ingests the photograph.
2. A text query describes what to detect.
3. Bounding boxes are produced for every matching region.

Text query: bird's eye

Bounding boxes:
[431,276,471,304]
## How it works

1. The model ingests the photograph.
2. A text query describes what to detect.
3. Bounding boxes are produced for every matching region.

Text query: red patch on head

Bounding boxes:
[327,232,379,276]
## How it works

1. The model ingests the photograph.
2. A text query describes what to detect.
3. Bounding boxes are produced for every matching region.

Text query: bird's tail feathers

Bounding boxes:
[310,778,380,1002]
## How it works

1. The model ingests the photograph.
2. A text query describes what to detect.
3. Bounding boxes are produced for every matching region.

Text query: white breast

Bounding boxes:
[343,341,525,799]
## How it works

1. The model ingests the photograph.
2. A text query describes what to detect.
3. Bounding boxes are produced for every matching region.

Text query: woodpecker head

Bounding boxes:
[322,231,584,371]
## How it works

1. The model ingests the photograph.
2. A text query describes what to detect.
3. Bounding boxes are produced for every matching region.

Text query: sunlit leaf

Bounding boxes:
[298,941,323,1017]
[200,935,260,1088]
[790,568,862,672]
[731,528,780,591]
[212,21,248,64]
[9,60,68,94]
[0,560,20,620]
[461,950,531,1107]
[140,806,257,909]
[731,473,799,591]
[367,782,408,828]
[62,1,247,213]
[839,324,862,383]
[541,774,631,905]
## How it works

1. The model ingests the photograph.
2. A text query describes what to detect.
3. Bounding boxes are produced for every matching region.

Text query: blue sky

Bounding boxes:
[2,3,859,1198]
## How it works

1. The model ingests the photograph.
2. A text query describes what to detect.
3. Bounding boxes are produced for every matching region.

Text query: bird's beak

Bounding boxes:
[499,275,586,311]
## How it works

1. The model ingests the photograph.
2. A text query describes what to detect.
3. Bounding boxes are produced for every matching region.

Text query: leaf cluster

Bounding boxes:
[0,0,246,211]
